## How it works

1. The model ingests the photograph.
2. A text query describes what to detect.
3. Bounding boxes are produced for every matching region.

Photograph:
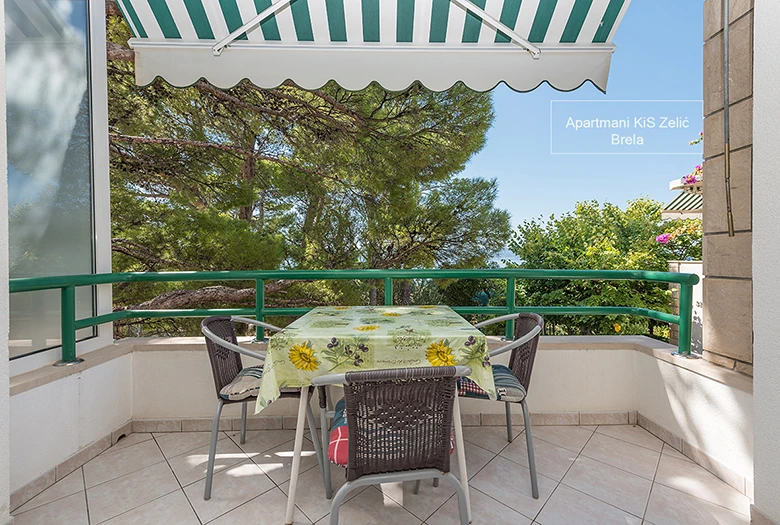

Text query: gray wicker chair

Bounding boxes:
[313,366,472,525]
[201,315,324,500]
[458,313,544,499]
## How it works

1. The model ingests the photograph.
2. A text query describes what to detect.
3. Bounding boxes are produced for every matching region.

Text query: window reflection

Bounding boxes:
[5,0,95,358]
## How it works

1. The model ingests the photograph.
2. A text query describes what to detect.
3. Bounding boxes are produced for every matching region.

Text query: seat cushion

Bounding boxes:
[458,364,526,403]
[327,399,455,467]
[328,399,350,466]
[219,365,264,401]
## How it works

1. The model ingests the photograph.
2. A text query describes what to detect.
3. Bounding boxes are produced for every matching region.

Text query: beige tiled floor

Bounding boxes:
[11,425,751,524]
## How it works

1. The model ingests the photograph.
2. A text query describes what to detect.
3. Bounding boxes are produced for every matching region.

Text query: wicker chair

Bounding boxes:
[313,366,472,525]
[201,316,324,500]
[458,313,544,499]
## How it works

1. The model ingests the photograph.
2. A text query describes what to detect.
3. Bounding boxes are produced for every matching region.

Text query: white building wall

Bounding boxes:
[635,352,753,480]
[0,0,12,518]
[9,355,132,492]
[752,0,780,521]
[131,338,753,480]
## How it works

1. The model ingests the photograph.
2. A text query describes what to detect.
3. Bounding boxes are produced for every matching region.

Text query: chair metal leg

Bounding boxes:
[240,401,248,445]
[440,472,470,525]
[320,388,333,499]
[204,399,224,500]
[505,401,514,442]
[433,477,439,488]
[521,399,539,499]
[329,480,356,525]
[413,479,421,495]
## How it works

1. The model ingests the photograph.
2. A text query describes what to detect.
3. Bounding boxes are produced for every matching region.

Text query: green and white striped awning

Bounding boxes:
[662,192,703,220]
[116,0,630,92]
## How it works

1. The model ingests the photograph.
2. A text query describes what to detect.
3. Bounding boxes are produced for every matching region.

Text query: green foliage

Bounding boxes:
[508,198,701,337]
[106,16,510,334]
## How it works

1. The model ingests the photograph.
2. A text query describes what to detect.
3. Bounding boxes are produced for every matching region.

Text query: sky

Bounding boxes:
[460,0,705,227]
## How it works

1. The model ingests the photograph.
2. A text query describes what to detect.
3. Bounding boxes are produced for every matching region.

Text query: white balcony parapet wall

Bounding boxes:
[9,334,754,504]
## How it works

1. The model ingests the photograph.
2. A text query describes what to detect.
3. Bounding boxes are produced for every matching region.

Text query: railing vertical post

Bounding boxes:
[384,278,393,306]
[505,277,516,340]
[255,279,265,341]
[53,286,83,366]
[677,283,694,357]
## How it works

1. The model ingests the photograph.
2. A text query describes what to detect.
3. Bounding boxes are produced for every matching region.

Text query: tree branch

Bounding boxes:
[112,238,185,269]
[106,0,122,17]
[108,41,134,62]
[110,133,352,187]
[119,281,295,311]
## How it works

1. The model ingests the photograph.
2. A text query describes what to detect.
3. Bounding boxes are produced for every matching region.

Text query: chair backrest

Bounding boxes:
[509,313,544,394]
[342,366,458,482]
[202,316,243,399]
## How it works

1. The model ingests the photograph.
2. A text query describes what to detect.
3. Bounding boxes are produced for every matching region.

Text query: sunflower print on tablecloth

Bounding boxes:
[426,339,456,367]
[354,325,380,332]
[289,342,320,371]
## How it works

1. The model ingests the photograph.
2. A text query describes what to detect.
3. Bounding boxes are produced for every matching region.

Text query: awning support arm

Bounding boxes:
[213,0,295,56]
[213,0,542,58]
[448,0,541,58]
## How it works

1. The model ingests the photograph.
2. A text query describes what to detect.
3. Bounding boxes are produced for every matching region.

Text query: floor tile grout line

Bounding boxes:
[557,440,660,520]
[574,445,661,483]
[503,428,593,456]
[159,431,231,463]
[531,426,598,522]
[91,487,184,525]
[12,471,87,517]
[82,468,92,525]
[157,434,206,525]
[650,476,751,517]
[593,426,665,453]
[415,444,536,524]
[227,431,330,523]
[564,483,649,521]
[209,487,314,525]
[84,457,169,492]
[641,444,664,524]
[83,438,170,490]
[559,428,665,520]
[495,429,591,480]
[199,484,280,525]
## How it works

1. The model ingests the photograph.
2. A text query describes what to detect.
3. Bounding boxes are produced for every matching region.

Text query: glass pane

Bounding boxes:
[5,0,95,359]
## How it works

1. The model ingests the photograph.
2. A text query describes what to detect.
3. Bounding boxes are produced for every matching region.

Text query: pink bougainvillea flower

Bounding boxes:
[656,233,672,244]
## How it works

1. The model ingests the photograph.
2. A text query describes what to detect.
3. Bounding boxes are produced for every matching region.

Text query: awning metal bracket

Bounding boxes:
[448,0,542,57]
[213,0,296,56]
[213,0,542,58]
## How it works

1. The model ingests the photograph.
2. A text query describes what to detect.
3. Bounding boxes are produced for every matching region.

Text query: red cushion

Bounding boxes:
[328,426,350,466]
[327,425,456,467]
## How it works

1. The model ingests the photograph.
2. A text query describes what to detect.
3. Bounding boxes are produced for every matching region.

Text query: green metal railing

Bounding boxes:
[8,269,700,365]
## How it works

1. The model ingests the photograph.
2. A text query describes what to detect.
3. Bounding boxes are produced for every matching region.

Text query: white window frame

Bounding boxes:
[10,0,113,376]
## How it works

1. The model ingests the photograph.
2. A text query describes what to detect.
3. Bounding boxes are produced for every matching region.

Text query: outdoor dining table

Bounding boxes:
[254,305,497,525]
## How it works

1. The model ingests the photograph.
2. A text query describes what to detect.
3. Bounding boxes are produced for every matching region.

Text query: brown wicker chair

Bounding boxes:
[201,316,324,500]
[458,313,544,499]
[313,366,471,525]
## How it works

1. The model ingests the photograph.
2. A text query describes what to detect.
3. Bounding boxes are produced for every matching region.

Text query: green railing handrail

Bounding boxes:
[8,269,699,365]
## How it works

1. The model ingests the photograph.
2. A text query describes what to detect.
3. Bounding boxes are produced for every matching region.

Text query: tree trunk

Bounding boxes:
[369,285,377,306]
[238,156,256,222]
[401,280,412,305]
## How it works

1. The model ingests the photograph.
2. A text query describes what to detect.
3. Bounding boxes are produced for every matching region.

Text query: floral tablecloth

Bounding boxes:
[256,305,496,410]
